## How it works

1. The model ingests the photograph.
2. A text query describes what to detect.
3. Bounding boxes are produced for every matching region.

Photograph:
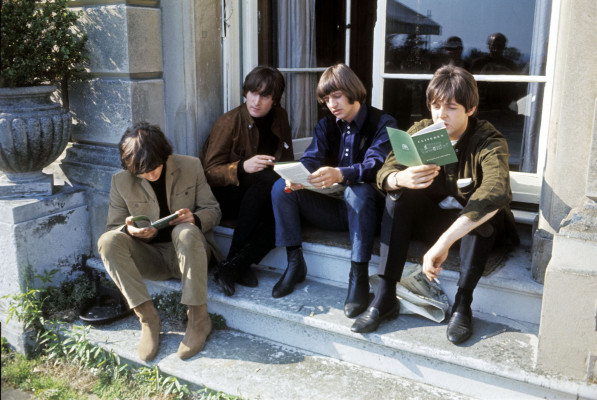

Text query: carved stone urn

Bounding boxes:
[0,85,71,197]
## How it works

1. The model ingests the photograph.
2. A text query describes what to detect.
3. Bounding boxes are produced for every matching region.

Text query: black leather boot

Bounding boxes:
[272,247,307,298]
[344,261,370,318]
[227,248,259,288]
[213,259,238,296]
[446,288,474,344]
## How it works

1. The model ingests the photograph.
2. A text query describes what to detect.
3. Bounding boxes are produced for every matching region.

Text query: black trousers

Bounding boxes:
[211,168,279,265]
[378,189,501,291]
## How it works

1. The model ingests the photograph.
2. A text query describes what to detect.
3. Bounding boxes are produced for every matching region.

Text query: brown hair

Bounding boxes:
[426,65,479,113]
[243,65,286,105]
[119,122,173,175]
[316,63,367,104]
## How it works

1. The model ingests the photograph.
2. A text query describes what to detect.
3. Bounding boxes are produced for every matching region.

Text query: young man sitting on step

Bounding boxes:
[351,66,519,344]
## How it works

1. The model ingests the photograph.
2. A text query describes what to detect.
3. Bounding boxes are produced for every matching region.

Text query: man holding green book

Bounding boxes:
[351,66,519,345]
[98,122,221,361]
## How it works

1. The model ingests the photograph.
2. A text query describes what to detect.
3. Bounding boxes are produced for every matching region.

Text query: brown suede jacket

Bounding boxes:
[200,104,294,187]
[377,118,516,227]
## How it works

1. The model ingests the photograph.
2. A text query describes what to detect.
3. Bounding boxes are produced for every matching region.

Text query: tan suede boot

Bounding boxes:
[132,301,161,361]
[177,304,212,359]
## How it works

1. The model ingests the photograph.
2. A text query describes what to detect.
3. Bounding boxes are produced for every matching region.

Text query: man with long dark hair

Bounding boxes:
[98,122,221,361]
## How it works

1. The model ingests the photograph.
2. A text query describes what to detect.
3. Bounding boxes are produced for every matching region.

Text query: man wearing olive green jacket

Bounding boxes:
[351,66,519,345]
[98,122,221,361]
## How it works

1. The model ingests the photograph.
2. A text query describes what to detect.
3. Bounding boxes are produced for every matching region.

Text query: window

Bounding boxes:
[234,0,557,203]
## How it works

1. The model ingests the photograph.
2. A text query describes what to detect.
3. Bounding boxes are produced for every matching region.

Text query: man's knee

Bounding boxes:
[98,230,130,256]
[172,223,206,249]
[345,184,378,211]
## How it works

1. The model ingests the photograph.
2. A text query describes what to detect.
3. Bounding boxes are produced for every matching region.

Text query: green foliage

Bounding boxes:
[152,291,229,330]
[42,272,96,317]
[136,365,192,399]
[0,0,87,87]
[153,291,189,322]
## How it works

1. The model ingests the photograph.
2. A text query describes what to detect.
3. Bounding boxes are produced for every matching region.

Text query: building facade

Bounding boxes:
[51,0,597,382]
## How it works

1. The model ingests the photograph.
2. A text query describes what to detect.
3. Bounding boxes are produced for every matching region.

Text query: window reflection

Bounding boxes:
[383,80,545,173]
[384,0,545,76]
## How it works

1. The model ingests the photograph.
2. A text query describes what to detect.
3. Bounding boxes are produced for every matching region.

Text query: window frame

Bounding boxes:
[371,0,561,204]
[225,0,561,204]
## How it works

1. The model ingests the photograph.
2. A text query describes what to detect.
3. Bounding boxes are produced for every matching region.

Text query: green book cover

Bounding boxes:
[130,212,179,230]
[387,122,458,167]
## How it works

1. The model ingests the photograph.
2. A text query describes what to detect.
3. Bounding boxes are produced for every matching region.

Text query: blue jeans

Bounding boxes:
[271,178,381,263]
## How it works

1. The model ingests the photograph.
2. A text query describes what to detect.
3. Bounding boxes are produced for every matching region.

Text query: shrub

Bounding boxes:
[0,0,87,88]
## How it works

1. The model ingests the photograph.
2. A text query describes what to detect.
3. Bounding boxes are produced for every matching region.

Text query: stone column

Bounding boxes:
[61,0,165,253]
[162,0,223,156]
[537,99,597,382]
[531,0,597,283]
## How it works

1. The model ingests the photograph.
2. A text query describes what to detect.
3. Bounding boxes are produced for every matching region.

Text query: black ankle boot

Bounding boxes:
[272,247,307,298]
[446,288,474,344]
[213,259,238,296]
[227,249,258,288]
[344,261,370,318]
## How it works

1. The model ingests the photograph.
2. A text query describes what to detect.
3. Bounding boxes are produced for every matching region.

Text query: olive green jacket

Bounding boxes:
[200,104,294,187]
[377,118,514,224]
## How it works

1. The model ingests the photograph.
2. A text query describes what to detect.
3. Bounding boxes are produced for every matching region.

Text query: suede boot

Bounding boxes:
[344,261,371,318]
[133,301,161,361]
[177,304,212,359]
[272,247,307,298]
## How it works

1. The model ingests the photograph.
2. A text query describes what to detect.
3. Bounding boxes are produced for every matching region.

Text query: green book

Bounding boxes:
[387,121,458,167]
[130,212,179,230]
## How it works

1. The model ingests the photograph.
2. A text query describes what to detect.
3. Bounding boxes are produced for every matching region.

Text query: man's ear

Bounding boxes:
[467,106,477,116]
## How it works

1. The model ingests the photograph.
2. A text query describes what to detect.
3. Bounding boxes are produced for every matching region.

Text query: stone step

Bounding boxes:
[213,225,544,325]
[86,258,596,400]
[78,316,474,400]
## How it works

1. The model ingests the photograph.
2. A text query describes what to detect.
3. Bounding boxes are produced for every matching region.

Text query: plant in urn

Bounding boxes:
[0,0,87,197]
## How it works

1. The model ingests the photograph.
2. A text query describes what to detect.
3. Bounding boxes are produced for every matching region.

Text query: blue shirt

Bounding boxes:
[300,104,396,185]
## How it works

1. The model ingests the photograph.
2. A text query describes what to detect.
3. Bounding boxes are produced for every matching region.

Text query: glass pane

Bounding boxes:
[258,0,346,69]
[258,0,351,139]
[383,79,545,173]
[384,0,550,76]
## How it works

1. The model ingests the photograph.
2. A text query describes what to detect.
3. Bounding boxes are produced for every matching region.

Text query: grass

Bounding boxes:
[2,337,241,400]
[1,268,242,400]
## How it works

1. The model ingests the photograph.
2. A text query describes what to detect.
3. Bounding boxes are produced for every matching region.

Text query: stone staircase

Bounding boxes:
[84,220,597,399]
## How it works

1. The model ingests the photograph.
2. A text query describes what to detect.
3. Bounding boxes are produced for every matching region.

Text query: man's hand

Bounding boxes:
[125,217,157,239]
[391,164,440,190]
[308,166,343,188]
[243,155,275,173]
[285,179,304,191]
[171,208,195,225]
[422,241,449,282]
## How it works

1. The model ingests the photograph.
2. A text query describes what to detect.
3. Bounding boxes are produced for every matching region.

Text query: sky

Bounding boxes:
[395,0,539,58]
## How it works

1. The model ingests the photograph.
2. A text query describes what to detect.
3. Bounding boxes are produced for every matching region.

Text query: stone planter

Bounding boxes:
[0,85,71,197]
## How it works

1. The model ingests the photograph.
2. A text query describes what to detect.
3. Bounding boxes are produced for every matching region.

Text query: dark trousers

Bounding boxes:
[272,178,383,263]
[378,189,500,291]
[212,168,279,264]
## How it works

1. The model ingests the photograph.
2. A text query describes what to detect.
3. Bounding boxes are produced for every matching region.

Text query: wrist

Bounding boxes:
[392,172,400,189]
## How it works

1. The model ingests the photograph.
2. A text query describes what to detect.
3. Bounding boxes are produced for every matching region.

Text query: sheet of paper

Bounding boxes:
[274,162,346,196]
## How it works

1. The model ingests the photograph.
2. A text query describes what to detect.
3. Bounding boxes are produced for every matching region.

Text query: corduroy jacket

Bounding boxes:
[105,154,222,260]
[377,117,517,233]
[200,104,293,187]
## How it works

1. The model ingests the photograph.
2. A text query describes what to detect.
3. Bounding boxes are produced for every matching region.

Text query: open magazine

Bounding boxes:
[274,162,345,197]
[369,263,450,323]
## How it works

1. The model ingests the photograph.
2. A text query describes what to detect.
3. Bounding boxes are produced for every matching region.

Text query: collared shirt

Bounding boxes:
[301,104,396,185]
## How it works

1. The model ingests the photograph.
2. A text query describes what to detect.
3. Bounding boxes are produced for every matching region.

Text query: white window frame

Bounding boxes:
[224,0,560,204]
[372,0,560,204]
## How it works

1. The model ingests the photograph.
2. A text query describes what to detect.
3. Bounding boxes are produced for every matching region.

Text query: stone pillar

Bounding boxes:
[0,188,91,352]
[61,1,165,254]
[531,0,597,283]
[537,99,597,381]
[162,0,223,156]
